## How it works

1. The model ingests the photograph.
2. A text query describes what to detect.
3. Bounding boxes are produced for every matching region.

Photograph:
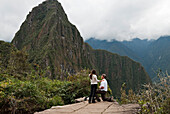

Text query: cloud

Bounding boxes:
[59,0,170,41]
[0,0,44,42]
[0,0,170,41]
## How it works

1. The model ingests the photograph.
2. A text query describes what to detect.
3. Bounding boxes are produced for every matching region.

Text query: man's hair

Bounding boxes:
[102,74,106,79]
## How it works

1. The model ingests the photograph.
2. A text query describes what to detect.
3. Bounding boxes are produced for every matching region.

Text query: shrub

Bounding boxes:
[120,70,170,114]
[0,69,92,113]
[0,77,64,113]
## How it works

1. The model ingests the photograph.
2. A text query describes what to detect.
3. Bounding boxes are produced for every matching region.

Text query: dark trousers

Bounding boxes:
[89,84,97,103]
[96,89,112,102]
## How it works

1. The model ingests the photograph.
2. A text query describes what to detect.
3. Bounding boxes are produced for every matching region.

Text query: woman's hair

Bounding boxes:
[90,69,96,79]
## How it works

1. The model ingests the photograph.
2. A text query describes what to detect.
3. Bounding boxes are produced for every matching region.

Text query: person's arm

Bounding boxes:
[97,79,101,82]
[94,75,100,82]
[99,81,104,89]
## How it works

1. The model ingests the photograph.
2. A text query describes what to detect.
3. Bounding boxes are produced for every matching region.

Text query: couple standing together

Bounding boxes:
[89,69,113,103]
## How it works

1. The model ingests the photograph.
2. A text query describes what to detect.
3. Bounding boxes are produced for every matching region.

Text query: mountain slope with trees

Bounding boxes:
[11,0,151,97]
[86,36,170,79]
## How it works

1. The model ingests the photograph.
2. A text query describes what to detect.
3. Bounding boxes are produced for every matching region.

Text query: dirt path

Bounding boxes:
[35,101,140,114]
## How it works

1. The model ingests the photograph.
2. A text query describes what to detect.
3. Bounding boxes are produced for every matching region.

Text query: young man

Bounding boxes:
[96,74,113,102]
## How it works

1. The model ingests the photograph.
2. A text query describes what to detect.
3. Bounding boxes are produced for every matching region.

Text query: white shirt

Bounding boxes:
[100,79,107,91]
[89,74,99,84]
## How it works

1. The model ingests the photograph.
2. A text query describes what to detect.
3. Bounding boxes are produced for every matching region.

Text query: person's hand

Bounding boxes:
[100,86,104,89]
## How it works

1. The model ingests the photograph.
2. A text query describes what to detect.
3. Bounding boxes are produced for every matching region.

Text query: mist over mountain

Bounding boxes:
[11,0,151,97]
[86,36,170,79]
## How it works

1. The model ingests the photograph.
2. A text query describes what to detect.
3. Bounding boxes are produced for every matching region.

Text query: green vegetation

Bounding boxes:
[0,73,91,113]
[0,43,91,113]
[0,41,114,113]
[120,70,170,114]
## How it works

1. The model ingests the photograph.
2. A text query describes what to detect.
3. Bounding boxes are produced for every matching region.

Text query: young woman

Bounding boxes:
[89,69,100,103]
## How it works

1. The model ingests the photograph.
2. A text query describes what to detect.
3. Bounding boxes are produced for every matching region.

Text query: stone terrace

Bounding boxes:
[35,101,140,114]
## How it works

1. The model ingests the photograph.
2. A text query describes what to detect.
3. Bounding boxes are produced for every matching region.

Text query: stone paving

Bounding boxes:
[35,101,140,114]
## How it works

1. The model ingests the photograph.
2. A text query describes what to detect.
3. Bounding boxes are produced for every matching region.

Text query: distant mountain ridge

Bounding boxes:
[86,36,170,79]
[11,0,151,97]
[144,36,170,79]
[122,38,154,58]
[86,38,140,61]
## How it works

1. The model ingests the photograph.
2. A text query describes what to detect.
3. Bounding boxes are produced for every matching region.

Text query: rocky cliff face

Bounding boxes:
[12,0,151,97]
[92,50,150,96]
[12,0,94,78]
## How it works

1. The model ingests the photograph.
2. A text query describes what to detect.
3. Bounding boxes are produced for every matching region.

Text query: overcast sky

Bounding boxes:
[0,0,170,42]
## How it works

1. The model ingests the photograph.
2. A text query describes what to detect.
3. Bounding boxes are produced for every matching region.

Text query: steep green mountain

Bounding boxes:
[86,37,169,79]
[12,0,94,79]
[122,37,170,79]
[144,36,170,79]
[93,50,150,96]
[11,0,151,97]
